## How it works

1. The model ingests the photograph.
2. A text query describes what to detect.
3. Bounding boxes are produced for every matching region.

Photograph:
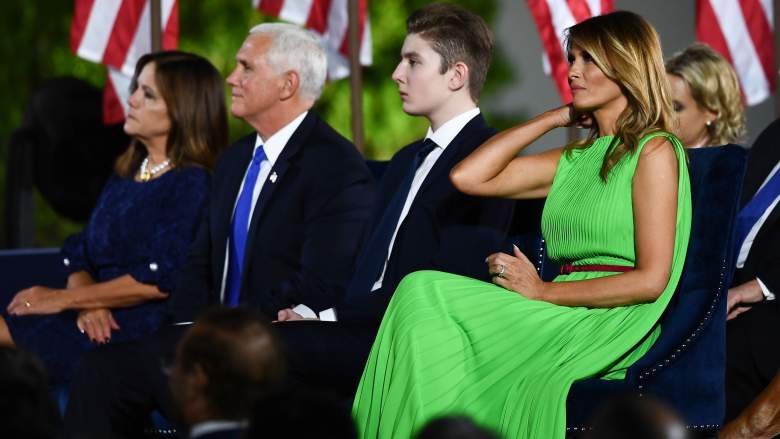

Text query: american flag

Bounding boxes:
[253,0,372,80]
[696,0,775,106]
[71,0,179,125]
[527,0,615,103]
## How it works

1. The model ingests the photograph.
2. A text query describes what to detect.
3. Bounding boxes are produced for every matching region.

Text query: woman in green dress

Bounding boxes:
[353,11,692,439]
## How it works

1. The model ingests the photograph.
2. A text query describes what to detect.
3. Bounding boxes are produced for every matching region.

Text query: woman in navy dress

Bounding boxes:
[0,51,228,383]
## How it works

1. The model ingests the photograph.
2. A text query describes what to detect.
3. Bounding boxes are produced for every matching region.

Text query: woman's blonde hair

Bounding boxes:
[666,43,746,146]
[565,11,676,181]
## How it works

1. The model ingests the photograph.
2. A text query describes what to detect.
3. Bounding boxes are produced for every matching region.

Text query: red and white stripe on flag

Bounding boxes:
[252,0,372,80]
[71,0,179,124]
[527,0,614,103]
[696,0,774,106]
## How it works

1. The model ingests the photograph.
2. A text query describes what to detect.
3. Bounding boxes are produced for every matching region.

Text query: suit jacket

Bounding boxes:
[170,112,375,321]
[733,119,780,297]
[340,114,515,324]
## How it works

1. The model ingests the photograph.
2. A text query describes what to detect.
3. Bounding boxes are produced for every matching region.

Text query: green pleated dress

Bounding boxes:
[352,132,692,439]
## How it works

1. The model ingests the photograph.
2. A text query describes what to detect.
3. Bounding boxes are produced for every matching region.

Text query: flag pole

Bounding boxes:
[348,0,365,153]
[150,0,162,52]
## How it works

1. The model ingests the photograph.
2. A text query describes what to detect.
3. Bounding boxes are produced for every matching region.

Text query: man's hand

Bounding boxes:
[276,308,306,322]
[727,279,765,321]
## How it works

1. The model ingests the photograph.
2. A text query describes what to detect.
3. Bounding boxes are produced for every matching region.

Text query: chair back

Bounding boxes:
[0,248,65,307]
[566,144,747,431]
[627,144,747,426]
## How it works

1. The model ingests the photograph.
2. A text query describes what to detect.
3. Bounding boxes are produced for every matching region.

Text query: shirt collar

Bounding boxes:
[254,111,308,164]
[425,107,481,149]
[189,420,248,438]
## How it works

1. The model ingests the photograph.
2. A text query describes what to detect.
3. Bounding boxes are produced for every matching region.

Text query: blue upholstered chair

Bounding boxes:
[0,248,68,412]
[559,145,746,434]
[0,248,66,299]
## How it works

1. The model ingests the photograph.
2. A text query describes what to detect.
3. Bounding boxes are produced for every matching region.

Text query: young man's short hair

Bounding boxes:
[407,3,494,102]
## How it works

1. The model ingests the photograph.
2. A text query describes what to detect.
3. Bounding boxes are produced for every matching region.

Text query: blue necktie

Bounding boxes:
[225,145,267,307]
[733,168,780,258]
[345,139,438,299]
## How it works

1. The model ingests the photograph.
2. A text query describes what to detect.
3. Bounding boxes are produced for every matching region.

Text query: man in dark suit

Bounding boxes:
[273,3,515,398]
[725,118,780,421]
[168,308,284,439]
[63,23,373,438]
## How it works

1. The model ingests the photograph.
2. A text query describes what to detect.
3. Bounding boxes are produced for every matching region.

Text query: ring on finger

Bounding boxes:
[491,264,506,279]
[24,301,31,308]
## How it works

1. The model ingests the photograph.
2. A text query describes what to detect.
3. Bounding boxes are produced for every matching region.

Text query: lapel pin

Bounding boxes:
[269,171,278,183]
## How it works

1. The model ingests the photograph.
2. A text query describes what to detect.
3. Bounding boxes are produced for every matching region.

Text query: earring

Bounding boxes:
[705,120,713,127]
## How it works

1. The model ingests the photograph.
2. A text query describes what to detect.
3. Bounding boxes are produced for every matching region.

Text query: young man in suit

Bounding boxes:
[725,117,780,422]
[274,3,516,398]
[63,23,374,438]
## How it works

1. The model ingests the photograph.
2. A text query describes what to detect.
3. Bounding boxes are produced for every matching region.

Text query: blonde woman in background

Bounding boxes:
[666,43,746,148]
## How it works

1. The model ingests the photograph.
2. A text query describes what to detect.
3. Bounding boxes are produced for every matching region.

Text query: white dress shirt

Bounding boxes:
[371,107,481,291]
[293,108,482,321]
[736,158,780,300]
[217,111,309,304]
[189,420,248,438]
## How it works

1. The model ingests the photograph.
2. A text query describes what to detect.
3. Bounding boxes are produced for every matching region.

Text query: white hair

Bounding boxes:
[249,23,327,101]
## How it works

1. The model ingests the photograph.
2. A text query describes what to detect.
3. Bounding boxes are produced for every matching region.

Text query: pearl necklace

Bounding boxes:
[139,157,171,182]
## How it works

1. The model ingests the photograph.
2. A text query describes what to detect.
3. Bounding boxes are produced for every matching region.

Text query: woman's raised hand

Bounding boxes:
[548,104,594,130]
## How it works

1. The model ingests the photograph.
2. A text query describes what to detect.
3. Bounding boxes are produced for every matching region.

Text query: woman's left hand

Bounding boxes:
[6,286,67,316]
[486,245,547,300]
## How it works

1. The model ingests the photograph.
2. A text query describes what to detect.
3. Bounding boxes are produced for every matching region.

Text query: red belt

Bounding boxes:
[560,264,634,275]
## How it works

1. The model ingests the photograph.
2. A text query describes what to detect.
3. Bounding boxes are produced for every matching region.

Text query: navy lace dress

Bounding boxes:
[5,167,209,384]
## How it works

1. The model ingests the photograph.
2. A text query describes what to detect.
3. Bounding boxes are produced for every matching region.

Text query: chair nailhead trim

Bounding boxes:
[637,257,728,385]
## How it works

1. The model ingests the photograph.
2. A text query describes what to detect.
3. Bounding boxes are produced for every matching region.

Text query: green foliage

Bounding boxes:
[0,2,105,247]
[1,0,516,247]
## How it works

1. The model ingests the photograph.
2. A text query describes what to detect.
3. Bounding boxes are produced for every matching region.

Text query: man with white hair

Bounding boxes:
[63,23,374,439]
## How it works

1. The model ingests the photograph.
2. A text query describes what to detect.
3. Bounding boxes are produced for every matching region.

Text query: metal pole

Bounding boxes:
[775,0,780,118]
[150,0,162,52]
[348,0,365,152]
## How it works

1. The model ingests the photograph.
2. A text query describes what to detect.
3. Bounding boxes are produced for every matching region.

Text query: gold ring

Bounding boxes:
[24,301,31,308]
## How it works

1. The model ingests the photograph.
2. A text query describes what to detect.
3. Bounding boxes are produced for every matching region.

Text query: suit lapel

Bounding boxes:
[741,128,780,205]
[415,114,488,200]
[239,112,316,281]
[742,145,780,270]
[214,135,255,277]
[751,197,780,248]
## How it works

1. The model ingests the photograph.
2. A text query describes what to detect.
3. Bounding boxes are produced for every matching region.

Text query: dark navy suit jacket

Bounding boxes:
[169,111,375,321]
[339,114,515,324]
[733,119,780,295]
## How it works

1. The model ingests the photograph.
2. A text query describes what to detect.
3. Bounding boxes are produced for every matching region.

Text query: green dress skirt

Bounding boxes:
[352,132,692,438]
